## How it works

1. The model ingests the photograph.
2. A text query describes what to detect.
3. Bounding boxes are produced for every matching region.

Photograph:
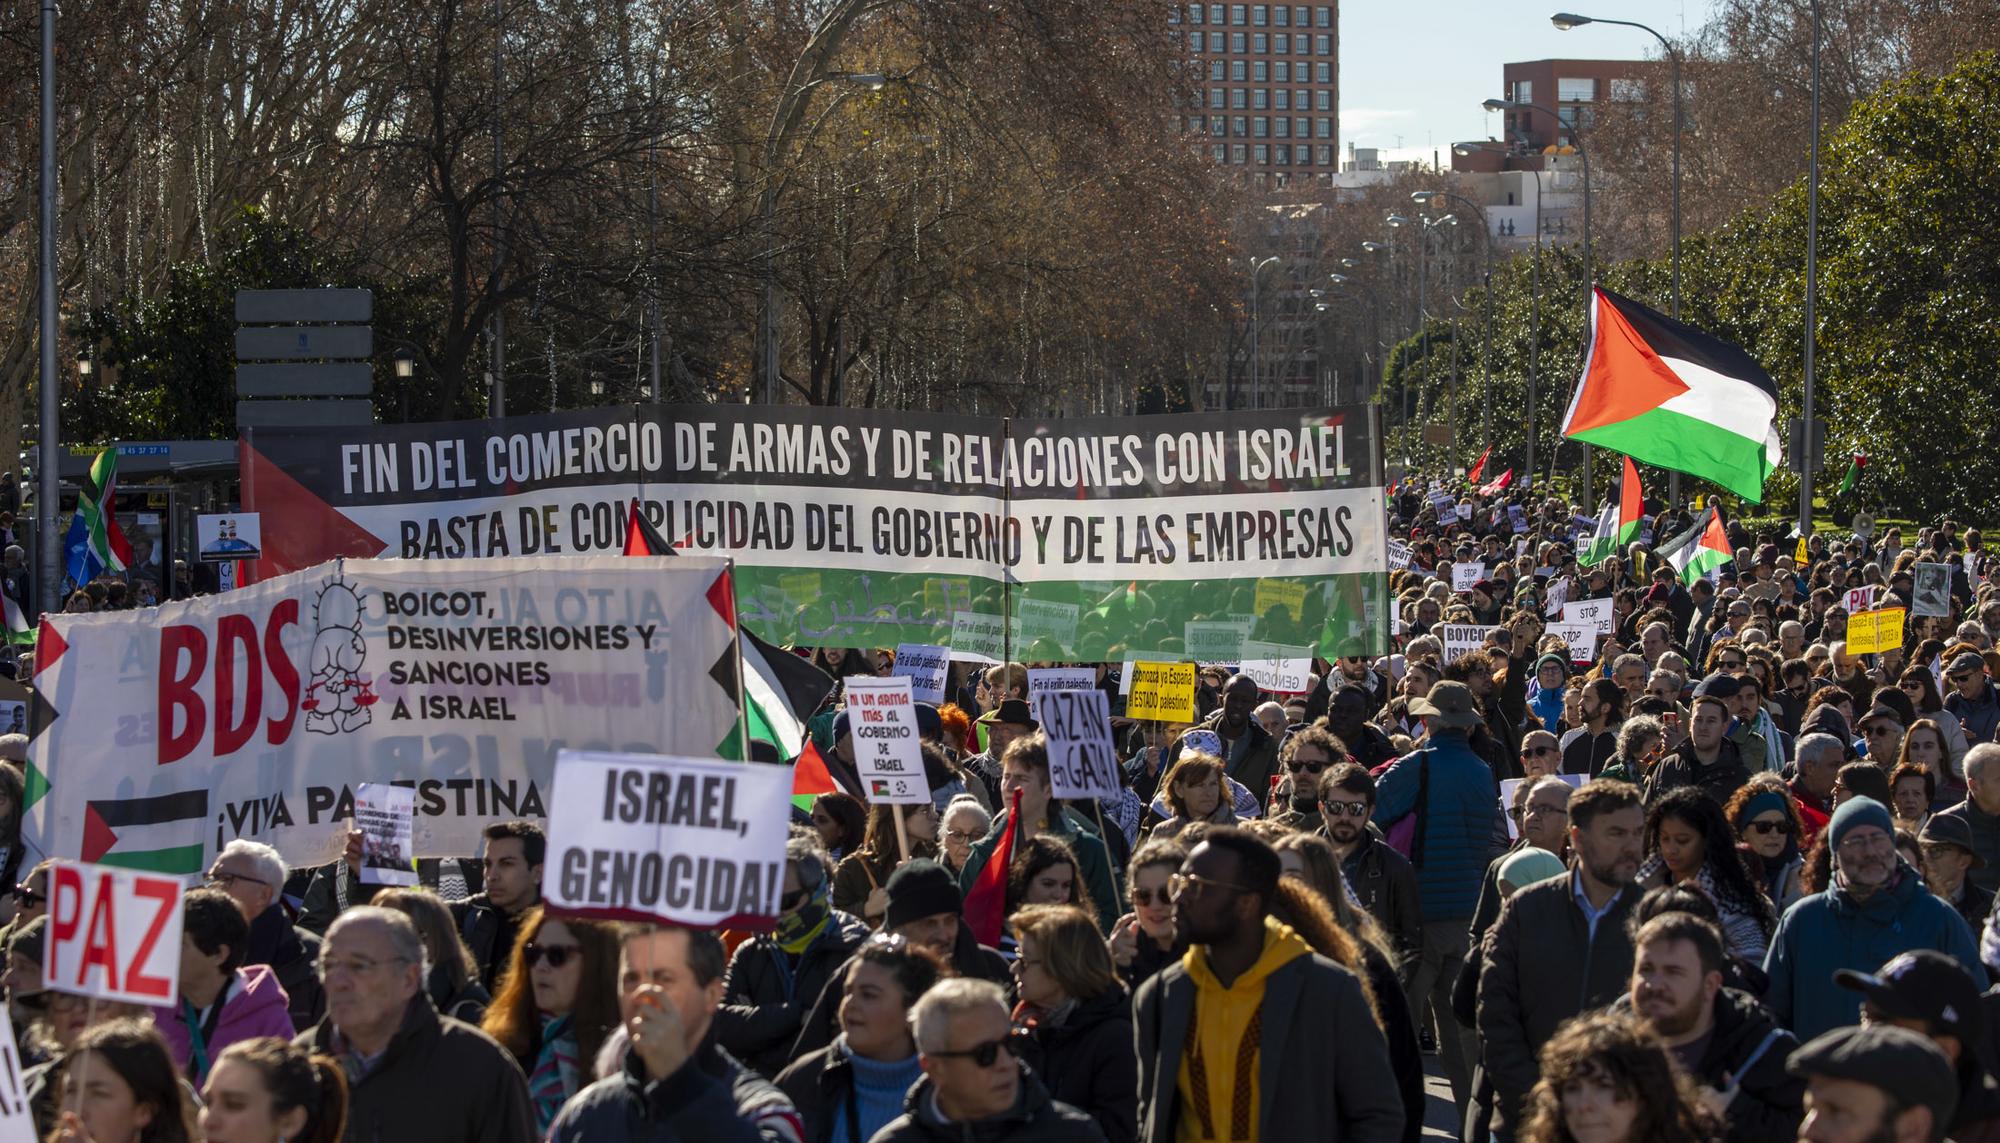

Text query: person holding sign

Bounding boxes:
[833,803,942,926]
[957,736,1123,934]
[549,925,804,1143]
[152,889,299,1084]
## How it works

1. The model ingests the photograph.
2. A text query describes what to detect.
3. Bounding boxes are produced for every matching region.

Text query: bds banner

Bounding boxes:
[241,405,1389,662]
[23,555,739,874]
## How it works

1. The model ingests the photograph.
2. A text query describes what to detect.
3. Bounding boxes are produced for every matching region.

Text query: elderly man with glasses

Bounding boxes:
[1929,743,2000,896]
[205,839,323,1032]
[1944,652,2000,746]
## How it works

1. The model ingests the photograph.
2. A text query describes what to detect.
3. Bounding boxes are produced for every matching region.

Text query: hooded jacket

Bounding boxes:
[1763,860,1983,1042]
[1134,918,1403,1143]
[716,908,871,1078]
[1610,988,1802,1143]
[869,1068,1105,1143]
[549,1036,803,1143]
[151,964,299,1079]
[1369,732,1506,923]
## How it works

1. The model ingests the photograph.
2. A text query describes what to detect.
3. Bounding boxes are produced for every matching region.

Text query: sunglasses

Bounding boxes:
[1950,674,1976,685]
[1745,819,1794,837]
[932,1030,1032,1067]
[1521,745,1556,758]
[523,942,581,970]
[1288,759,1330,774]
[1131,886,1167,907]
[11,885,43,909]
[1321,799,1370,817]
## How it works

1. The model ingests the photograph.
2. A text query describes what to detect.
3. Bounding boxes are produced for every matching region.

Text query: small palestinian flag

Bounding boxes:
[1661,506,1732,586]
[79,448,134,573]
[1562,287,1781,503]
[1581,455,1645,568]
[1839,454,1868,496]
[792,739,842,812]
[2,585,31,646]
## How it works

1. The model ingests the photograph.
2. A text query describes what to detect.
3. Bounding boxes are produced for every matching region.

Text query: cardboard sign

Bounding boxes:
[1013,598,1081,650]
[1185,619,1253,665]
[892,643,950,703]
[1507,504,1529,533]
[1241,639,1313,693]
[355,783,417,887]
[1387,539,1413,571]
[1441,624,1497,664]
[542,750,793,930]
[1545,622,1601,665]
[1253,578,1309,621]
[1028,667,1096,696]
[1544,575,1571,617]
[1456,502,1474,522]
[842,676,930,804]
[1451,563,1483,592]
[1126,661,1197,721]
[1846,607,1907,656]
[46,862,184,1007]
[1562,598,1615,637]
[1844,586,1877,617]
[949,611,1006,664]
[194,513,263,564]
[1033,689,1121,800]
[1913,563,1953,618]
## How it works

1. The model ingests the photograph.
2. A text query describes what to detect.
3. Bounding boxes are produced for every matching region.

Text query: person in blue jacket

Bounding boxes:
[1764,795,1982,1042]
[1370,680,1507,1124]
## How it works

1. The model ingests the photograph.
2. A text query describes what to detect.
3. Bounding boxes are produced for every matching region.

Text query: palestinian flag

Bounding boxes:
[1561,287,1781,503]
[790,739,842,812]
[2,585,31,646]
[623,498,834,762]
[1839,454,1868,496]
[80,790,210,874]
[1467,446,1491,484]
[79,448,134,573]
[1661,506,1732,586]
[1581,455,1645,567]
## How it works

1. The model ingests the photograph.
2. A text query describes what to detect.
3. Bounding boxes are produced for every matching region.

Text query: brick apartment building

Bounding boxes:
[1171,2,1339,183]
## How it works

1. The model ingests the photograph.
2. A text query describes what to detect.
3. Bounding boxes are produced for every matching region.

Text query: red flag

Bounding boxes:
[623,499,673,556]
[963,788,1023,947]
[791,739,841,811]
[1467,446,1491,484]
[1479,468,1514,497]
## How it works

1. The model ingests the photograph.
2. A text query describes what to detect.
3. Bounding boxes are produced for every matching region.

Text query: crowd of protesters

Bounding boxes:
[8,477,2000,1143]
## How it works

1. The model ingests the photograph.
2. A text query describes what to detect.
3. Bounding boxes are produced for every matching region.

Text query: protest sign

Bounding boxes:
[1456,502,1474,522]
[1253,579,1309,623]
[1563,598,1615,637]
[542,750,792,930]
[239,405,1391,662]
[1499,774,1586,840]
[1451,563,1482,592]
[1913,563,1953,618]
[1441,625,1497,664]
[1386,539,1412,571]
[45,862,184,1007]
[843,676,929,804]
[195,514,263,564]
[22,555,740,874]
[1544,575,1571,617]
[1844,586,1877,617]
[1126,662,1197,721]
[355,783,417,886]
[1429,491,1456,516]
[1184,619,1253,665]
[0,1009,30,1143]
[1507,505,1528,533]
[1241,640,1313,693]
[1846,607,1907,656]
[1033,689,1120,800]
[1545,622,1601,665]
[892,643,950,703]
[1028,667,1096,695]
[948,611,1006,663]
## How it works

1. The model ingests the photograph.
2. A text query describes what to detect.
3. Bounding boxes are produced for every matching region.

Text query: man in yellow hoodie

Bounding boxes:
[1133,828,1405,1143]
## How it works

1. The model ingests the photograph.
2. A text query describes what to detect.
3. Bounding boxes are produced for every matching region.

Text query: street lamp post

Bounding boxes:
[1387,213,1456,457]
[1801,0,1821,535]
[1241,256,1281,410]
[37,0,60,614]
[1553,11,1684,506]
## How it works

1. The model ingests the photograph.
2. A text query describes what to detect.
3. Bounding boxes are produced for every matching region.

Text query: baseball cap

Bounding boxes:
[1835,950,1985,1047]
[1693,673,1742,699]
[1788,1024,1957,1142]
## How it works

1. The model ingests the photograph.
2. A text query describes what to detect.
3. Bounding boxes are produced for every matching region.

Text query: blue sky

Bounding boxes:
[1340,1,1718,165]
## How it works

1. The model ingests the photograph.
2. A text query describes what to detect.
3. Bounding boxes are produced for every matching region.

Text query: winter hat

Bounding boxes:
[1497,848,1568,892]
[1828,796,1894,852]
[883,860,963,931]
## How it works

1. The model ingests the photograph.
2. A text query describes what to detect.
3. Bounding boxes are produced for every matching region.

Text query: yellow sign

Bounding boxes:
[1846,607,1907,656]
[1795,536,1809,565]
[1253,578,1309,621]
[1125,661,1197,722]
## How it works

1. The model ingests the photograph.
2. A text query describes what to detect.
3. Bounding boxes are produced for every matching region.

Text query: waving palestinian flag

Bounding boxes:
[1661,506,1733,586]
[1561,288,1781,503]
[1581,455,1644,567]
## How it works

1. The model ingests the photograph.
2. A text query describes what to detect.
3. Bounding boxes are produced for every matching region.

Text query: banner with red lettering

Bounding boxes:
[22,556,740,874]
[45,861,185,1007]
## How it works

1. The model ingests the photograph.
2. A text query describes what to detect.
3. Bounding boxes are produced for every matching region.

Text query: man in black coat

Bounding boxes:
[207,840,324,1032]
[1643,694,1749,806]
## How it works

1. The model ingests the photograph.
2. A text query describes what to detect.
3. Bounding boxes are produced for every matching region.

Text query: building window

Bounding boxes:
[1253,117,1268,137]
[1278,144,1294,164]
[1316,6,1331,26]
[1558,76,1595,102]
[1210,3,1224,21]
[1558,105,1578,127]
[1233,115,1248,136]
[1254,144,1270,164]
[1169,5,1181,22]
[1274,89,1289,110]
[1188,31,1203,51]
[1232,144,1247,163]
[1315,62,1331,82]
[1253,61,1268,80]
[1231,59,1247,80]
[1213,144,1228,163]
[1511,79,1532,104]
[1210,60,1225,79]
[1252,5,1267,25]
[1274,61,1289,81]
[1610,78,1647,102]
[1230,32,1246,52]
[1315,34,1331,54]
[1295,4,1308,22]
[1209,88,1225,108]
[1212,117,1227,136]
[1315,90,1332,110]
[1314,117,1330,138]
[1253,88,1268,109]
[1252,32,1267,51]
[1274,4,1288,24]
[1189,3,1204,22]
[1274,117,1288,137]
[1317,145,1333,165]
[1232,87,1247,107]
[1231,4,1246,23]
[1294,144,1310,166]
[1274,33,1289,53]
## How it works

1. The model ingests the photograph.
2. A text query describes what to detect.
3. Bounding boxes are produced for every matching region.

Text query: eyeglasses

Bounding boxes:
[317,953,412,979]
[523,942,581,969]
[862,932,910,953]
[11,884,44,909]
[1949,674,1976,685]
[943,828,982,844]
[1288,759,1330,774]
[931,1031,1032,1067]
[1521,745,1556,758]
[1718,658,1746,669]
[1900,682,1924,692]
[1320,799,1370,818]
[1131,886,1167,907]
[1169,872,1252,899]
[1837,832,1894,855]
[1524,803,1569,819]
[1744,819,1794,837]
[204,870,259,891]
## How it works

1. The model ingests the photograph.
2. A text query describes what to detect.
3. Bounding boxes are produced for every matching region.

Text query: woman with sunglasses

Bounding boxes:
[480,909,620,1133]
[1107,841,1186,988]
[1725,776,1806,915]
[1636,787,1777,962]
[1899,668,1970,770]
[777,933,945,1143]
[1009,904,1136,1143]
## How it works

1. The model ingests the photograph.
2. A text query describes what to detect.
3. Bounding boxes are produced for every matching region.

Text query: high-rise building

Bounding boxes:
[1491,59,1650,152]
[1170,3,1339,186]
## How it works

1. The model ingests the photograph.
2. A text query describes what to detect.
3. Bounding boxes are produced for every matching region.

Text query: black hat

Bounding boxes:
[975,698,1038,730]
[1949,651,1987,677]
[1788,1023,1958,1141]
[1919,814,1987,869]
[1858,704,1906,732]
[1836,950,1986,1046]
[914,703,944,741]
[1693,673,1742,699]
[883,860,964,931]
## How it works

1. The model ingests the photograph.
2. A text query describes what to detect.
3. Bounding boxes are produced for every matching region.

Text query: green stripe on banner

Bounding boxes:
[98,844,207,876]
[1570,407,1774,503]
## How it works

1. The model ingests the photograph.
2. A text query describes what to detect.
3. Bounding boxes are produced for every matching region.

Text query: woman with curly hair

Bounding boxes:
[1519,1011,1712,1143]
[1725,775,1806,915]
[480,909,622,1132]
[1142,752,1234,841]
[1636,788,1777,962]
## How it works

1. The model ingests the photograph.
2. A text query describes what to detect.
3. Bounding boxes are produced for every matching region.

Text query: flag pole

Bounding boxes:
[728,559,753,761]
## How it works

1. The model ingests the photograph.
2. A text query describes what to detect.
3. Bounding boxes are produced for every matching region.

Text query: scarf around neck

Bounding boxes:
[774,880,832,954]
